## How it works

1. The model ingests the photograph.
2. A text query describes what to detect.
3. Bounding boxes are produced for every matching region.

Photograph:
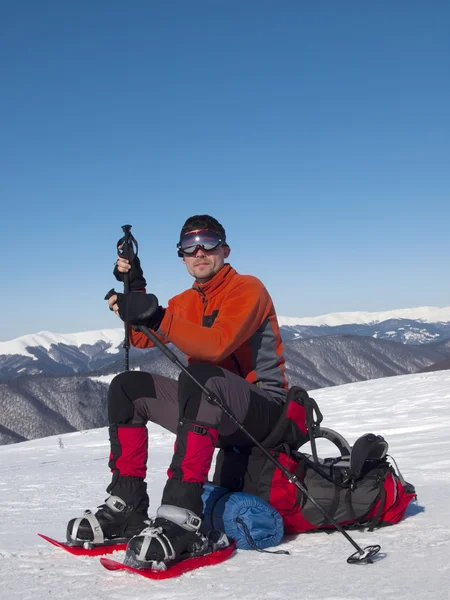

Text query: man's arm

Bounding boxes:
[128,326,168,349]
[158,277,272,362]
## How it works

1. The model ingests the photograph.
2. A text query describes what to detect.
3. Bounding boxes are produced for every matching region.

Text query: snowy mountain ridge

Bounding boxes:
[277,305,450,327]
[0,328,124,359]
[1,305,449,358]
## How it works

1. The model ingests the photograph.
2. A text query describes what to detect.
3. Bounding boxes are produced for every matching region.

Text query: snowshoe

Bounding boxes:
[124,505,230,570]
[66,496,148,546]
[67,493,149,545]
[66,476,149,545]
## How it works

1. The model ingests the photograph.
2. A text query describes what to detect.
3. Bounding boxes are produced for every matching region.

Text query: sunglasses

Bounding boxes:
[177,230,225,257]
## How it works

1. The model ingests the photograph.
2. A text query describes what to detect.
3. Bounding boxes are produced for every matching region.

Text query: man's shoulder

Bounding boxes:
[168,286,197,307]
[230,270,267,292]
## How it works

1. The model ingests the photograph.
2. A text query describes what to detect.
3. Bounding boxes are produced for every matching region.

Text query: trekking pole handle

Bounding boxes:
[121,224,132,371]
[121,224,132,296]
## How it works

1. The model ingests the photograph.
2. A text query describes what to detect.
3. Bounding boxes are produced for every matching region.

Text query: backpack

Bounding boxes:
[213,387,416,535]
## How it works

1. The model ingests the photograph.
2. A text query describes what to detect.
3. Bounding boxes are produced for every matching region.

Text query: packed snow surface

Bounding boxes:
[0,371,449,599]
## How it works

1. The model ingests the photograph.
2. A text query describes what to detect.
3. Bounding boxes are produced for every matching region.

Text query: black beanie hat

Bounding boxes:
[179,215,226,243]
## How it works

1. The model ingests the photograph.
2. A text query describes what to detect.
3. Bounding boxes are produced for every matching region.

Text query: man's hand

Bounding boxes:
[107,291,120,316]
[114,255,132,276]
[113,249,147,291]
[105,290,165,330]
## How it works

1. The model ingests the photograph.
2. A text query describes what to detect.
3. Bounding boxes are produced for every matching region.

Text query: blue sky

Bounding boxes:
[1,0,449,341]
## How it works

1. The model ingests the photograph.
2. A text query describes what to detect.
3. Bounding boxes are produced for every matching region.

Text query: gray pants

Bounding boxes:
[107,364,286,513]
[110,365,284,448]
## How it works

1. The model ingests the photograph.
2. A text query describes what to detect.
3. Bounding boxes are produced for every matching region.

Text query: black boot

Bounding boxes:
[66,476,149,544]
[125,505,228,568]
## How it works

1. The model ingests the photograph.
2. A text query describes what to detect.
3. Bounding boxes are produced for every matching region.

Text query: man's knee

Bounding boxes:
[177,363,225,420]
[108,371,156,425]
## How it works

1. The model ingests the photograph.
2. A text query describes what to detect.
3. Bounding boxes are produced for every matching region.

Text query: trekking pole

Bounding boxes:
[118,224,135,371]
[136,324,381,565]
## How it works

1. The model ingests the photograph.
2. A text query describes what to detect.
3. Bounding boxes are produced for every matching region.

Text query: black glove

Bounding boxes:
[113,255,147,291]
[115,292,165,330]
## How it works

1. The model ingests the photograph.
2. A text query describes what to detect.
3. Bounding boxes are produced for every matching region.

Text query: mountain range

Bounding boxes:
[1,305,450,381]
[278,305,450,344]
[1,305,449,445]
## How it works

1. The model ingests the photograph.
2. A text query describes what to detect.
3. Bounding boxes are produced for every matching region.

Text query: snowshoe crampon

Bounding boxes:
[38,533,127,556]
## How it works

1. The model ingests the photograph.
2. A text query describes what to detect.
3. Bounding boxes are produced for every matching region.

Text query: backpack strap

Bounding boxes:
[261,386,315,450]
[303,394,323,464]
[296,427,352,489]
[298,427,351,458]
[386,454,416,495]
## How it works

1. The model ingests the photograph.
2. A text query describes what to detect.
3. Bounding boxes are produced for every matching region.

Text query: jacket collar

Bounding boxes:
[192,264,235,299]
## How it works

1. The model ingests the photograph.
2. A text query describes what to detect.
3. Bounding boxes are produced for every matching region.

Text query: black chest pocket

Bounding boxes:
[202,310,219,328]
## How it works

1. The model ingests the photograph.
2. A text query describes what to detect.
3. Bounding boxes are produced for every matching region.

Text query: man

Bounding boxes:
[68,214,288,565]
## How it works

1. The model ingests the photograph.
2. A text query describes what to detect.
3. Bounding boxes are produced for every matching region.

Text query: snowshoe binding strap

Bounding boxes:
[156,505,202,532]
[69,495,127,545]
[131,525,176,566]
[124,505,203,568]
[70,511,106,545]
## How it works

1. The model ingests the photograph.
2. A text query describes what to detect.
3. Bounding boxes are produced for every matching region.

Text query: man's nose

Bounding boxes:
[193,246,207,257]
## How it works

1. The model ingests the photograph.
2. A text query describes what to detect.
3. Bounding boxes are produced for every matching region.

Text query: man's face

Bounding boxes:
[182,243,230,283]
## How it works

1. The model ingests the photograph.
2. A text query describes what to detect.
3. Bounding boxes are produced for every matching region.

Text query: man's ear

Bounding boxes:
[223,245,231,258]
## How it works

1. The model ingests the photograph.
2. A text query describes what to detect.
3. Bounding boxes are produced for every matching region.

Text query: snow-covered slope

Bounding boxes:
[278,305,450,326]
[0,371,448,599]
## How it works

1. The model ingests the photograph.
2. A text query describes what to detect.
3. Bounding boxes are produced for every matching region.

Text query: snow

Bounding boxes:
[90,369,140,386]
[403,330,441,343]
[0,328,124,359]
[278,305,450,327]
[90,374,120,385]
[1,370,449,599]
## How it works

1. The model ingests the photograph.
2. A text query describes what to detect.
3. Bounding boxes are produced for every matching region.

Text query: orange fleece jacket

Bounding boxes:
[129,264,288,392]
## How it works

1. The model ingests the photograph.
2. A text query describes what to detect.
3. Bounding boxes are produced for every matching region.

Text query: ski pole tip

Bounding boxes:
[347,544,381,565]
